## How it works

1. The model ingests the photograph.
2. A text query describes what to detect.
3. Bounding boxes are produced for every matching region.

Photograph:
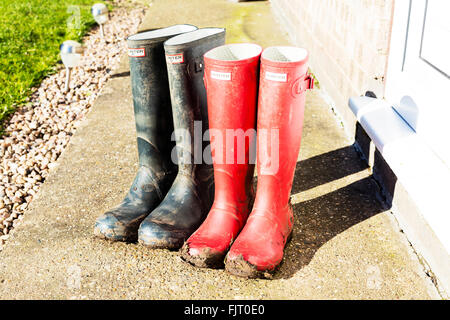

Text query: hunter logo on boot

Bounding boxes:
[166,53,184,64]
[128,48,146,57]
[211,70,231,81]
[265,71,287,82]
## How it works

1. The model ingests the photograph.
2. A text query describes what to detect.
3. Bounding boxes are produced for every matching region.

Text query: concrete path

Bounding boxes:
[0,0,440,299]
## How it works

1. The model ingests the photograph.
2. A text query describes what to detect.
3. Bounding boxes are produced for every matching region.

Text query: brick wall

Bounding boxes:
[270,0,394,134]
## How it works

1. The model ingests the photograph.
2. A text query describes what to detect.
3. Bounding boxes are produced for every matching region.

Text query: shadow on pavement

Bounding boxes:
[275,145,385,279]
[291,145,369,194]
[110,71,130,78]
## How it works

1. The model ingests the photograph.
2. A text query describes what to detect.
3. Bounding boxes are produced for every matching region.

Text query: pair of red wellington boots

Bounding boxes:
[181,44,313,278]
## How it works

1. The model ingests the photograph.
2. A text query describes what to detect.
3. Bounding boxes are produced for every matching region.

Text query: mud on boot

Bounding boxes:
[94,25,198,242]
[138,28,226,249]
[180,43,262,268]
[225,46,313,278]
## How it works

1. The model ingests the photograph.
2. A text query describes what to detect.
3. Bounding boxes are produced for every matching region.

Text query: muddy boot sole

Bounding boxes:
[225,231,293,279]
[138,234,186,251]
[93,226,138,243]
[180,243,226,269]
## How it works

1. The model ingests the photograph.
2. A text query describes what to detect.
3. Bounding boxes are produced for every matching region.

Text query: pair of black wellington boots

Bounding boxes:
[94,25,226,249]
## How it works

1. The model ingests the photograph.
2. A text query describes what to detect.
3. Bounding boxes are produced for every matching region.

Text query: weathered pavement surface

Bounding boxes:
[0,0,440,299]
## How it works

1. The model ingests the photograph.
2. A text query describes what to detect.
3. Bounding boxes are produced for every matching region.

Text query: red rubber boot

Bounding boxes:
[180,43,262,268]
[225,46,313,278]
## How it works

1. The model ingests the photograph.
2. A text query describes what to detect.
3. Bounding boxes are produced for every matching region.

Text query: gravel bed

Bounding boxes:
[0,2,145,249]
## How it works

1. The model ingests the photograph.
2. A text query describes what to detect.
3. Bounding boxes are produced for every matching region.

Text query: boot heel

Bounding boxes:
[286,230,293,244]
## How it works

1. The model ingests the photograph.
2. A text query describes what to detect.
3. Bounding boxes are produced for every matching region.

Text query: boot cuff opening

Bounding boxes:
[165,28,225,47]
[204,43,262,61]
[127,24,197,41]
[262,46,308,63]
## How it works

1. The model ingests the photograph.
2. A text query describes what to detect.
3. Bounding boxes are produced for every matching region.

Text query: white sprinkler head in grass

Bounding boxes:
[91,3,109,25]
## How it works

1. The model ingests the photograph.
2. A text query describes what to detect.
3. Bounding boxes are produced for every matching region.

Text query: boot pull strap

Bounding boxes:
[192,58,204,74]
[292,73,314,97]
[188,58,204,79]
[195,61,204,73]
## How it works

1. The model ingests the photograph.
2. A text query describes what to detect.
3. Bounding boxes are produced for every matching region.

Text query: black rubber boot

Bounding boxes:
[138,28,226,249]
[94,25,198,242]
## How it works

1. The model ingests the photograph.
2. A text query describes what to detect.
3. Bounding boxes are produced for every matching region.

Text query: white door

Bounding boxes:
[385,0,450,166]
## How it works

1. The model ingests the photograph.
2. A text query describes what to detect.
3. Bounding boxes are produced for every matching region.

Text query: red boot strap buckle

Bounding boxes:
[292,73,314,96]
[305,73,314,90]
[298,73,314,93]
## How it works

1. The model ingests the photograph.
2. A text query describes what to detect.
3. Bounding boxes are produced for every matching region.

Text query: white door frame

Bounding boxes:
[385,0,450,166]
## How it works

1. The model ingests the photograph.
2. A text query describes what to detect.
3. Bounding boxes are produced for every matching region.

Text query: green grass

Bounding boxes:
[0,0,106,124]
